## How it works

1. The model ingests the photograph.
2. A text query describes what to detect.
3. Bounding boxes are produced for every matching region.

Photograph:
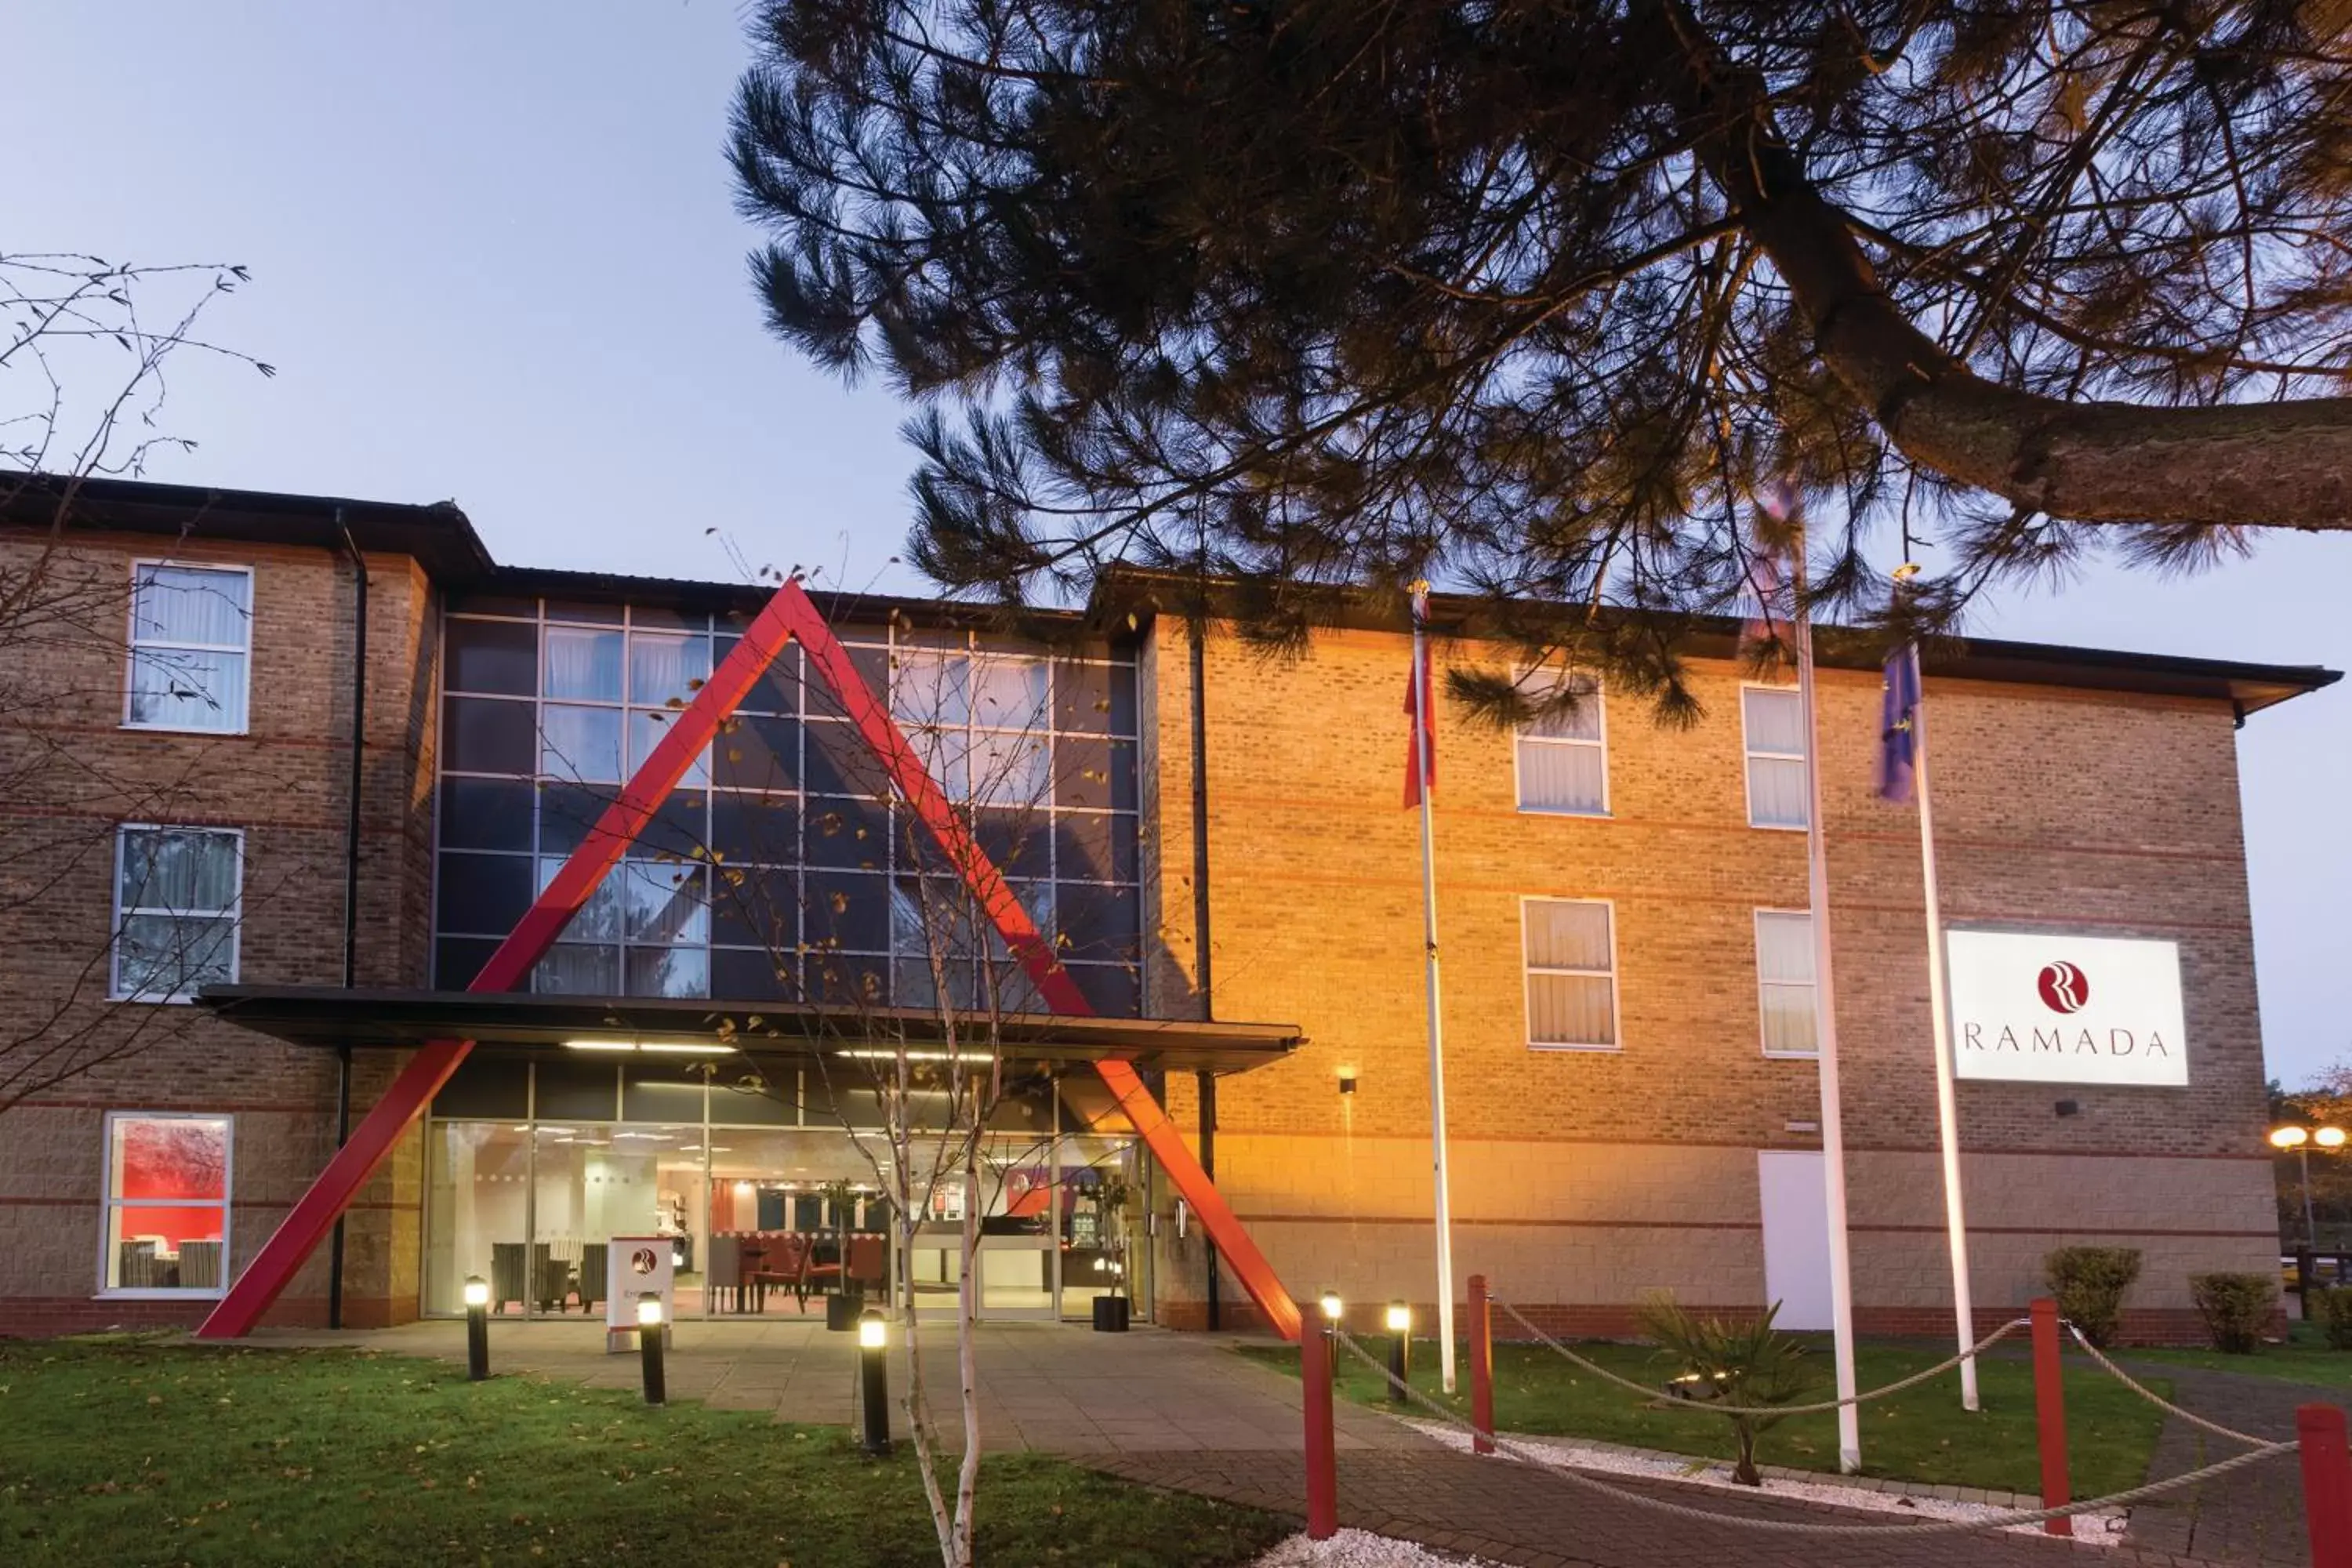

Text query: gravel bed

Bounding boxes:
[1250,1527,1494,1566]
[1400,1418,2128,1544]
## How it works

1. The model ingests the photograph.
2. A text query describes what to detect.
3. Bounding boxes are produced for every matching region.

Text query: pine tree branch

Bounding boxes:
[1660,0,2352,533]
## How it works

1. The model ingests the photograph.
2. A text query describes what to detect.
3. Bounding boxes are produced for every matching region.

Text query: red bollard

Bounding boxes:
[1301,1316,1339,1540]
[2299,1403,2352,1568]
[1468,1273,1495,1456]
[2030,1297,2073,1538]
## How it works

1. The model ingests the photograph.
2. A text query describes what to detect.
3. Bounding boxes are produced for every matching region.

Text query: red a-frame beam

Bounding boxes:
[199,579,1298,1342]
[787,590,1301,1340]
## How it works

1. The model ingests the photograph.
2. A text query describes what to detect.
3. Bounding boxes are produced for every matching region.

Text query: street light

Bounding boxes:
[2272,1124,2346,1247]
[1384,1301,1411,1403]
[462,1276,491,1382]
[637,1293,666,1406]
[858,1309,891,1456]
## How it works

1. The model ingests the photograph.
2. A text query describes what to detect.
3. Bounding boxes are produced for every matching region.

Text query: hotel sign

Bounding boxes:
[1946,930,2187,1087]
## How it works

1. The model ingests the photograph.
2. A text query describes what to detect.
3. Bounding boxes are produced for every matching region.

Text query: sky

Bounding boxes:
[12,3,2347,1089]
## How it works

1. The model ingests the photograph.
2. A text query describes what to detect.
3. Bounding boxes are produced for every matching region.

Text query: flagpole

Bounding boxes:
[1792,549,1862,1475]
[1908,638,1981,1412]
[1410,583,1460,1394]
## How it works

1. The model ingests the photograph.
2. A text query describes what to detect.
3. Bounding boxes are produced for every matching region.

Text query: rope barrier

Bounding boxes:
[1489,1294,2030,1417]
[1326,1326,2297,1539]
[2062,1324,2276,1449]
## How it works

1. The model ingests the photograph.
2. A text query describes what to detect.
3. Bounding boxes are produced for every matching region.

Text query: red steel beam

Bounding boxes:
[195,597,801,1338]
[777,583,1303,1340]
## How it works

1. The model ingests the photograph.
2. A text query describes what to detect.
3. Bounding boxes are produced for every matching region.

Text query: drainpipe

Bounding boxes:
[328,510,368,1330]
[1188,606,1219,1329]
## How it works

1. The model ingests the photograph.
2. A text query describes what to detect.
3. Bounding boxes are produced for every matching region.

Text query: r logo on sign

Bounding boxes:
[631,1247,659,1275]
[2037,962,2090,1014]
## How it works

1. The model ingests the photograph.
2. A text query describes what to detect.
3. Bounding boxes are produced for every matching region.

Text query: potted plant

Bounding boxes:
[822,1178,863,1330]
[1091,1174,1134,1331]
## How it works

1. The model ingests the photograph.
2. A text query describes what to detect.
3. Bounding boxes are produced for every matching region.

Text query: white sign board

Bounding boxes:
[605,1234,675,1343]
[1945,930,2187,1087]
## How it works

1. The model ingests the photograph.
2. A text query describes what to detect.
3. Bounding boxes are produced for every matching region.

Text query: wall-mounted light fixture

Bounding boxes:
[1336,1065,1358,1096]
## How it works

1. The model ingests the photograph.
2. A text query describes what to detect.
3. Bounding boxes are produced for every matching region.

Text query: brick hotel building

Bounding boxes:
[0,473,2333,1342]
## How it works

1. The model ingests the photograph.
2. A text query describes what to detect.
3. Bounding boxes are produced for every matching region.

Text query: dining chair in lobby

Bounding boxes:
[705,1233,742,1314]
[575,1242,607,1315]
[489,1242,528,1313]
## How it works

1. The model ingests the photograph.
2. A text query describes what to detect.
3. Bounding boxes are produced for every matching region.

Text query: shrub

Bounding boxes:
[2312,1288,2352,1351]
[2190,1272,2278,1354]
[2044,1247,2143,1348]
[1637,1291,1815,1486]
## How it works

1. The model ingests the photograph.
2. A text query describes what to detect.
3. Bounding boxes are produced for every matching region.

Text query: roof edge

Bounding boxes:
[1090,566,2340,718]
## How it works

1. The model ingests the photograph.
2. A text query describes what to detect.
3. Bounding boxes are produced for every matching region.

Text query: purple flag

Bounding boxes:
[1876,644,1920,803]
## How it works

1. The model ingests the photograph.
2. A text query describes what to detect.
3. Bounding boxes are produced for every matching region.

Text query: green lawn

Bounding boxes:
[2123,1320,2352,1386]
[0,1338,1287,1568]
[1239,1335,2166,1497]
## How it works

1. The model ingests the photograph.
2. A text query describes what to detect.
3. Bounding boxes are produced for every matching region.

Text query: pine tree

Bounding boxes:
[730,2,2352,713]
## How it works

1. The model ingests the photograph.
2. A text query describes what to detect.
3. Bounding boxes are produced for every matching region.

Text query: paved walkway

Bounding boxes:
[252,1319,1429,1455]
[2115,1359,2341,1566]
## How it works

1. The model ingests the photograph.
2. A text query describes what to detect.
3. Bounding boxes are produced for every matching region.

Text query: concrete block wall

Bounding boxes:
[0,535,437,1334]
[1143,618,2276,1344]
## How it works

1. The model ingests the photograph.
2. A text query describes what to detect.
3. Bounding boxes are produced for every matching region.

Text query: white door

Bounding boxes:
[1757,1151,1833,1330]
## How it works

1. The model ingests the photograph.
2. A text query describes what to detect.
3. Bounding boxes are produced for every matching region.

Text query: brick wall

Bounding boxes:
[1142,619,2277,1343]
[0,533,435,1335]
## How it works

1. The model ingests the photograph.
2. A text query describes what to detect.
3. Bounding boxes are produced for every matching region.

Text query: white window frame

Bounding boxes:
[109,825,245,1004]
[1511,668,1610,818]
[1519,895,1622,1052]
[1753,907,1820,1059]
[121,559,255,735]
[1740,681,1809,832]
[96,1110,234,1301]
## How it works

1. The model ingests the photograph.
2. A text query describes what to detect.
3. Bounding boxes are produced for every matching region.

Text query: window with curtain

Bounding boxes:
[1755,910,1819,1056]
[1742,686,1809,829]
[125,563,252,732]
[1523,898,1617,1048]
[101,1112,230,1294]
[1514,669,1607,815]
[112,827,242,1000]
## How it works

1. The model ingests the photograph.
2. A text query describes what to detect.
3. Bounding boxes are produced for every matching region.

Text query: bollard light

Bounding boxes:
[463,1274,490,1382]
[1385,1300,1411,1403]
[858,1308,891,1456]
[637,1291,666,1406]
[1318,1288,1343,1324]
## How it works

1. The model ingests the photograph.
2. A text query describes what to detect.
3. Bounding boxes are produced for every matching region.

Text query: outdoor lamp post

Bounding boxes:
[858,1309,891,1457]
[462,1276,490,1382]
[1319,1289,1343,1327]
[637,1292,666,1406]
[1385,1301,1411,1403]
[2272,1125,2347,1247]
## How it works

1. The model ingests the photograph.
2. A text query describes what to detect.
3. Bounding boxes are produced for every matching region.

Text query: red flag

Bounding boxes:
[1403,585,1436,808]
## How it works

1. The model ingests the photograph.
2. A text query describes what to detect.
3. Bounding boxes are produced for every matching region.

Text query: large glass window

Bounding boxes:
[1513,668,1607,815]
[1743,686,1809,829]
[111,826,241,1001]
[425,1062,1150,1323]
[1755,909,1819,1057]
[101,1113,230,1295]
[1523,898,1618,1049]
[125,562,252,733]
[434,603,1144,1014]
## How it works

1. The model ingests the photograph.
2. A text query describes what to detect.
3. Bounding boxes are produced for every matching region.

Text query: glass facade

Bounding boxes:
[422,1052,1149,1323]
[433,597,1143,1014]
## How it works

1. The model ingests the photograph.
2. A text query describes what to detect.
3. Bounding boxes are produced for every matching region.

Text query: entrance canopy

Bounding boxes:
[198,984,1305,1076]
